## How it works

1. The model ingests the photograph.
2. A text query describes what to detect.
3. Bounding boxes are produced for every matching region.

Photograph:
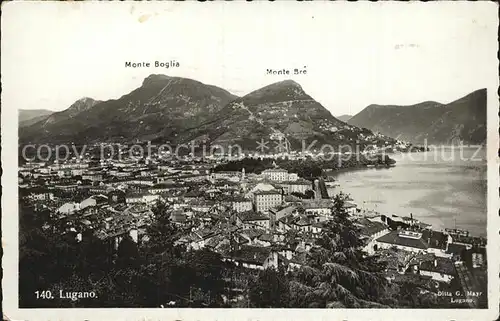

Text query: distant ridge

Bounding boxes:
[18,109,54,128]
[348,89,487,145]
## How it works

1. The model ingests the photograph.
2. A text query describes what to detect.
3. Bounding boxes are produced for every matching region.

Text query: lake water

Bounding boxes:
[328,147,487,237]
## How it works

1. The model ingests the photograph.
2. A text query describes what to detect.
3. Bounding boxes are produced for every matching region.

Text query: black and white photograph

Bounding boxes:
[2,2,499,320]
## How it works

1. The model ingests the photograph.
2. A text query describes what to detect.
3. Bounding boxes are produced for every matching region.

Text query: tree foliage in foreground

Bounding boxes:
[21,196,437,308]
[19,200,231,307]
[248,193,430,308]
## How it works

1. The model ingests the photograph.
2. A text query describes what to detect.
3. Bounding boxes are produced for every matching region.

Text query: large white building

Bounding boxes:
[254,190,283,213]
[261,168,289,182]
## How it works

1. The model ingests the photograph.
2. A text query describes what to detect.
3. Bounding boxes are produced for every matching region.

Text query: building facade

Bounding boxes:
[261,168,289,182]
[232,198,253,213]
[254,190,283,213]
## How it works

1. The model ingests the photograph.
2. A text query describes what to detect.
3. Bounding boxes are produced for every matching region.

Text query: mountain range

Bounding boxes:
[20,75,237,145]
[348,89,487,145]
[19,75,392,150]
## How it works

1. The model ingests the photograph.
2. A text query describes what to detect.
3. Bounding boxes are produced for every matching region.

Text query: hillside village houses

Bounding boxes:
[20,154,486,283]
[230,196,253,213]
[303,199,334,218]
[29,190,55,201]
[277,178,312,195]
[237,211,271,230]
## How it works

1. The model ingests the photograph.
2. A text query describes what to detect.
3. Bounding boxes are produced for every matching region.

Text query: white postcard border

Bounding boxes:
[2,1,499,320]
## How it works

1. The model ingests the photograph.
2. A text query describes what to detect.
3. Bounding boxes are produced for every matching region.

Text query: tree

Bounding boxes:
[249,267,290,308]
[287,193,390,308]
[171,248,230,306]
[142,200,180,255]
[291,191,308,199]
[304,189,315,199]
[116,235,140,268]
[19,204,109,307]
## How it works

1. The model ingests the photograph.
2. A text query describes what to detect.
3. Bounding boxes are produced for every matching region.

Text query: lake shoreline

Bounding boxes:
[326,149,487,238]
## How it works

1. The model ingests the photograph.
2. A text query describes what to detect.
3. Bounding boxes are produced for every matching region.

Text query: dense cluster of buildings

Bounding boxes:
[20,154,487,306]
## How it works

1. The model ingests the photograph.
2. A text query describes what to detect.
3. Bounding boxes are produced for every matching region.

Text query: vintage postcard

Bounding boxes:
[2,1,499,320]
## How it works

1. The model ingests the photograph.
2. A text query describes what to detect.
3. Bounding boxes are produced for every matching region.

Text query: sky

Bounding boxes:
[2,1,498,116]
